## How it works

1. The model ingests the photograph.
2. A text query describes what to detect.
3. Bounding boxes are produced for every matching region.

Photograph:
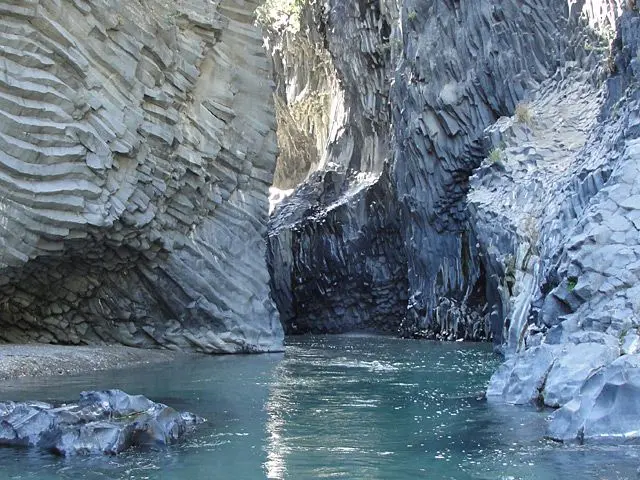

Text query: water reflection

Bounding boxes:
[263,335,640,480]
[0,337,638,479]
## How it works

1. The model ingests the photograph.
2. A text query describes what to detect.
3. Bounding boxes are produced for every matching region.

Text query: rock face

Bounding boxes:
[266,0,640,442]
[546,354,640,443]
[268,165,407,333]
[266,0,405,335]
[478,1,640,442]
[267,0,600,341]
[0,0,283,352]
[0,390,203,455]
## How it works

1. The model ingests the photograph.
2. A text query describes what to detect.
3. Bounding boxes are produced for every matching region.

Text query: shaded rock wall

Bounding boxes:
[0,0,283,352]
[266,0,406,334]
[268,165,407,333]
[268,0,593,340]
[391,0,572,339]
[266,0,640,443]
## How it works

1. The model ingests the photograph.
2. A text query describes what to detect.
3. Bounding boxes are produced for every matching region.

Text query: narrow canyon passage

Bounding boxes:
[0,0,640,476]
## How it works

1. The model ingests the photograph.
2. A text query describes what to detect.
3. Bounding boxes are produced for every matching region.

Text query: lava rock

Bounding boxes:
[0,390,204,456]
[547,354,640,443]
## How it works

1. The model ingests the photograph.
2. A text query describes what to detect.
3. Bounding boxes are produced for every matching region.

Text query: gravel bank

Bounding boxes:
[0,344,190,381]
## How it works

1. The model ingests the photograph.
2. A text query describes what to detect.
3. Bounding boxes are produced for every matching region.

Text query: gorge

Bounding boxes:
[1,0,640,475]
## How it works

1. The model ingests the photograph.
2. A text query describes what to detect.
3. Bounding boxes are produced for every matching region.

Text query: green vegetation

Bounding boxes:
[407,10,417,21]
[567,276,578,292]
[488,148,504,163]
[256,0,305,32]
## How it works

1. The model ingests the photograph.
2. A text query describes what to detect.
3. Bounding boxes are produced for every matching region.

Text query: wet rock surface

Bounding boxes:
[0,0,283,352]
[0,390,203,456]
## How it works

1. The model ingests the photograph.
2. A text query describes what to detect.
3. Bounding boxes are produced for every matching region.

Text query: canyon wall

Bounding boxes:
[268,0,640,440]
[268,0,584,340]
[0,0,283,353]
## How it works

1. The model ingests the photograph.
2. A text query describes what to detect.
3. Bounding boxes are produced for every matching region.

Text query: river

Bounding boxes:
[0,335,637,479]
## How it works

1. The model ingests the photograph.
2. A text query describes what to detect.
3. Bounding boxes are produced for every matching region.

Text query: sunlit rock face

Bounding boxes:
[0,0,283,353]
[265,0,404,334]
[481,2,640,436]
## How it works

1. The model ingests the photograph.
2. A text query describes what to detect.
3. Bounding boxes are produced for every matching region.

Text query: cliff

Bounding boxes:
[0,0,283,353]
[267,0,640,441]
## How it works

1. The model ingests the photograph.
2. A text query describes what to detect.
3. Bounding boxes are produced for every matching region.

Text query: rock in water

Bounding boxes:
[547,355,640,443]
[0,390,203,456]
[0,0,283,352]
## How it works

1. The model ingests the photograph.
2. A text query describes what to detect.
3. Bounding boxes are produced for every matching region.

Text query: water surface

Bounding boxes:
[0,335,636,479]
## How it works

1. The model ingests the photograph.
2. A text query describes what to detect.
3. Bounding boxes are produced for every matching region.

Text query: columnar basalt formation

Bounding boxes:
[268,165,407,334]
[0,0,283,353]
[485,3,640,442]
[266,0,407,334]
[268,0,584,340]
[268,0,640,440]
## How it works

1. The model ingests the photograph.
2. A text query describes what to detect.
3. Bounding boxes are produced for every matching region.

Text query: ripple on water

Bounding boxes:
[0,335,637,480]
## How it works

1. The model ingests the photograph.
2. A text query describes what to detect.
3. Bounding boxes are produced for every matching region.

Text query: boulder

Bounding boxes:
[547,354,640,443]
[0,390,203,456]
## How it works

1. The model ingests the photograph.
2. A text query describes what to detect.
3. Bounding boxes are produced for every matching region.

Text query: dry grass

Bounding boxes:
[515,103,533,125]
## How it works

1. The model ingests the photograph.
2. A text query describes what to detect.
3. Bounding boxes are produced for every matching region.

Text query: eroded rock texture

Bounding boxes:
[0,390,203,455]
[478,1,640,442]
[267,0,406,334]
[268,165,407,333]
[267,0,593,340]
[0,0,283,352]
[267,0,640,440]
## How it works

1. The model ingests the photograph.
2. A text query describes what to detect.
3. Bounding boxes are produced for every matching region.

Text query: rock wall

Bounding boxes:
[268,0,585,340]
[484,3,640,442]
[268,165,407,333]
[391,0,573,339]
[266,0,408,334]
[266,0,640,443]
[0,0,283,353]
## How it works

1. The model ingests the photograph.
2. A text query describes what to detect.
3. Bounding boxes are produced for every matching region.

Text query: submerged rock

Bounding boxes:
[0,390,203,456]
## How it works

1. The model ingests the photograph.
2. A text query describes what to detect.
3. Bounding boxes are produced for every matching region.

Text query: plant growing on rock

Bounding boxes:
[488,147,504,163]
[256,0,305,32]
[515,102,533,125]
[407,10,417,21]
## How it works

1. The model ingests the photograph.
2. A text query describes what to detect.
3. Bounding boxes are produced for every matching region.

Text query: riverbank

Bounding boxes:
[0,344,189,381]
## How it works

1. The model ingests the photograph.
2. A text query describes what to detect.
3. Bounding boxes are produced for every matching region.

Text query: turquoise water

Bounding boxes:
[0,335,637,479]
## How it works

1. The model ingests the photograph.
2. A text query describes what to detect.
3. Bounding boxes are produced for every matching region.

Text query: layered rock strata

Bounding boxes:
[0,0,283,352]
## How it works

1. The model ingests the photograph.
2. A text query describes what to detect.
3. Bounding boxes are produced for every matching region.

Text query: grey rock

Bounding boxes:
[0,390,203,456]
[0,0,283,353]
[268,165,408,334]
[487,344,561,405]
[547,354,640,443]
[542,343,620,408]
